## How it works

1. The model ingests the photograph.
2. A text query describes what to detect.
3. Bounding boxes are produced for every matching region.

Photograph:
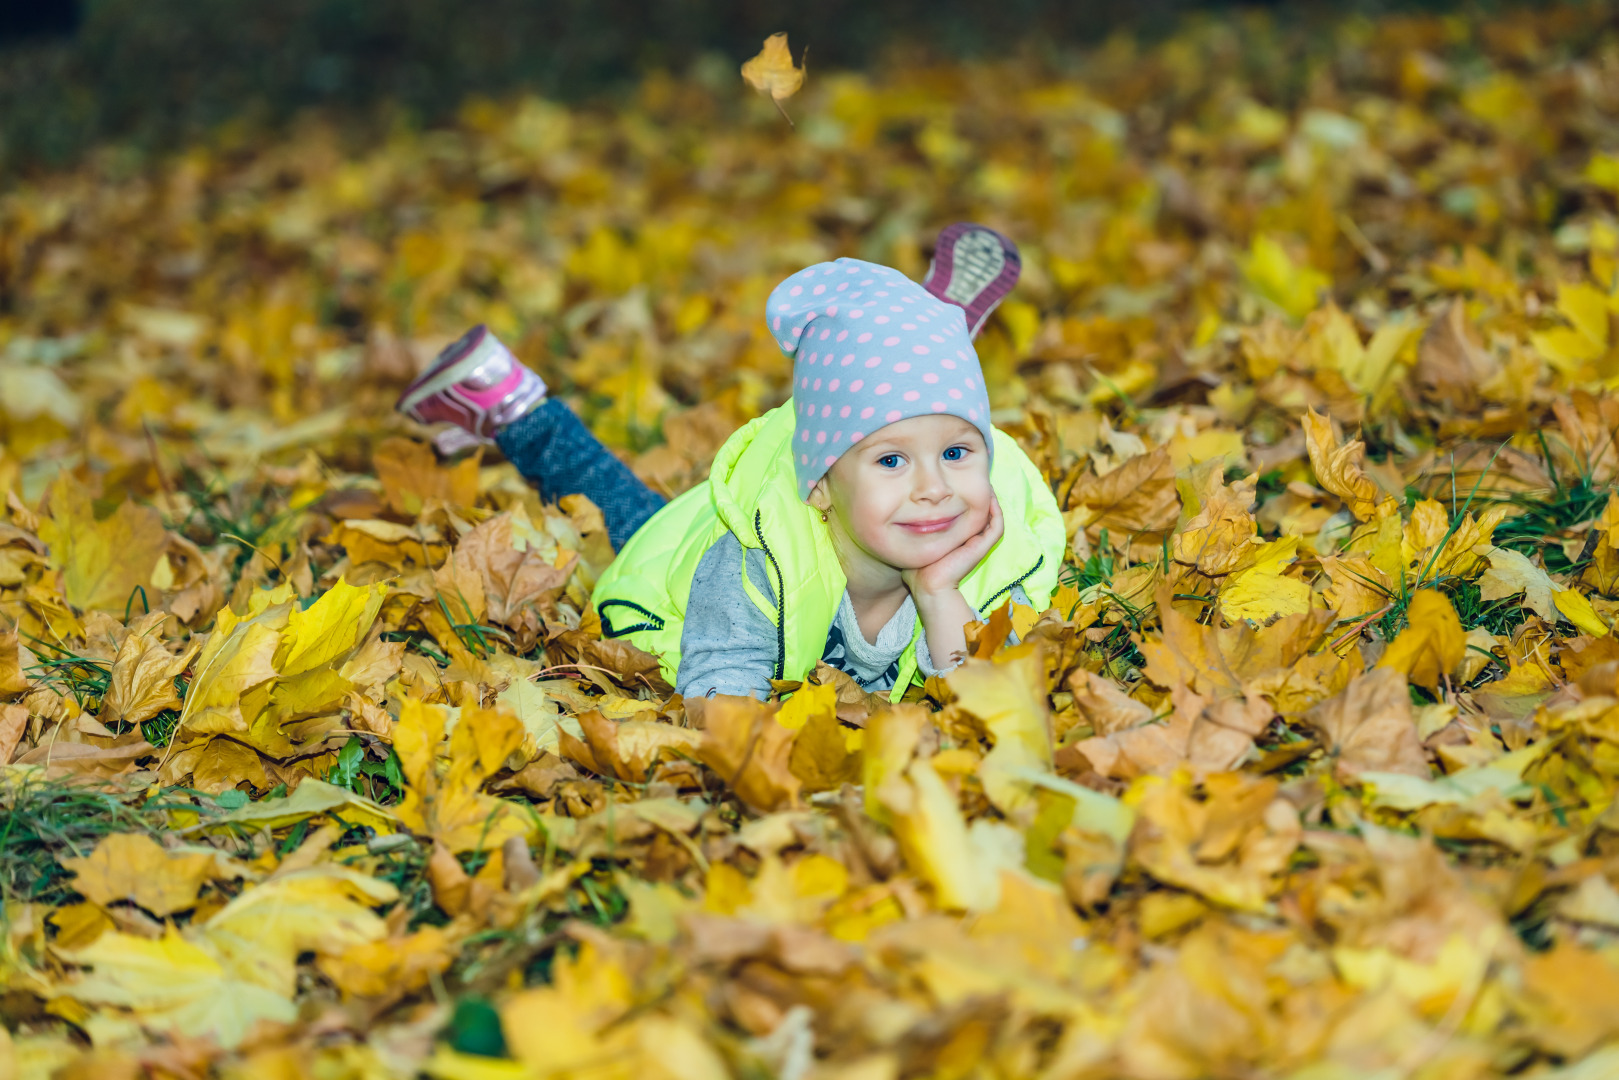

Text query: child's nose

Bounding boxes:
[912,463,951,501]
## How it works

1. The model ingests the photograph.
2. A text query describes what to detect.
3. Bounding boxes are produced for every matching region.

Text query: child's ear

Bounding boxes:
[807,478,832,513]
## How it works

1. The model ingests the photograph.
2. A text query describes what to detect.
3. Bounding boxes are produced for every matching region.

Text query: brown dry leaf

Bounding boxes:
[560,709,701,783]
[0,703,29,764]
[60,833,219,916]
[1130,773,1301,911]
[38,476,169,613]
[1377,589,1465,691]
[1320,554,1396,620]
[188,737,270,794]
[1073,682,1272,779]
[1300,666,1429,782]
[374,437,480,514]
[1552,391,1619,485]
[695,695,801,813]
[1414,300,1500,410]
[17,739,155,778]
[1065,446,1179,544]
[1137,585,1243,698]
[1514,943,1619,1059]
[455,508,575,626]
[1068,668,1155,735]
[432,549,487,626]
[1172,468,1260,576]
[1302,408,1383,523]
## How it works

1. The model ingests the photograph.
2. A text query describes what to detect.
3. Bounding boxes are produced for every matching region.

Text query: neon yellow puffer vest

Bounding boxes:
[592,403,1065,701]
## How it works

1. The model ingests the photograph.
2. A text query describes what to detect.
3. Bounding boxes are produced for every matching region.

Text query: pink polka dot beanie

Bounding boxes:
[770,258,994,500]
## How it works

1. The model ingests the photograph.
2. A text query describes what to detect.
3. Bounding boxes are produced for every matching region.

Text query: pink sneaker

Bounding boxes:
[922,223,1022,339]
[396,325,547,453]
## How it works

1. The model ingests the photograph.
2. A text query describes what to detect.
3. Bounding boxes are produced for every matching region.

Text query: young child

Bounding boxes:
[398,224,1065,702]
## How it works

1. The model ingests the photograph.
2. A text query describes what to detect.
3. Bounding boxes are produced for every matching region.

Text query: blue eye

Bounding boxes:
[942,446,965,462]
[878,454,902,469]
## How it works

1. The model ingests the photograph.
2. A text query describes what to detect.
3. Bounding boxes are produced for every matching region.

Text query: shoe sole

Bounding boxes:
[396,325,492,418]
[923,224,1022,338]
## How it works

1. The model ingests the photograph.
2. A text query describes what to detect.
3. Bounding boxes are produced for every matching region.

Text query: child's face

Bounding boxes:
[813,414,993,572]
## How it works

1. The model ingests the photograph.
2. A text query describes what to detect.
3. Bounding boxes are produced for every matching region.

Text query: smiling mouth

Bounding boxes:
[897,514,961,534]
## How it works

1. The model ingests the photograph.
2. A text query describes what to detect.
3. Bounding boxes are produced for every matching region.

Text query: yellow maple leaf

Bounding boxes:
[201,866,395,996]
[1477,545,1559,621]
[395,698,528,852]
[59,865,395,1049]
[499,941,641,1075]
[1240,234,1330,321]
[1378,589,1465,691]
[172,601,288,743]
[38,475,168,613]
[1555,587,1612,638]
[1530,281,1614,376]
[775,679,836,731]
[948,652,1054,816]
[316,925,457,999]
[275,577,386,678]
[61,928,296,1050]
[60,833,219,916]
[1219,537,1312,623]
[740,32,805,125]
[878,756,997,912]
[861,704,928,824]
[99,612,201,728]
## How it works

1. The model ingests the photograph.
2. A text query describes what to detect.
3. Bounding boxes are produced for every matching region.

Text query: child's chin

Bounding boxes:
[889,537,957,569]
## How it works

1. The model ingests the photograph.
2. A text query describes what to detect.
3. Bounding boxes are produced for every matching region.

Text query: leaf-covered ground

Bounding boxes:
[6,5,1619,1077]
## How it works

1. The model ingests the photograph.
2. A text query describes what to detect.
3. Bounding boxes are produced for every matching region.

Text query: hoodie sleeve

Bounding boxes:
[675,532,780,701]
[914,584,1033,678]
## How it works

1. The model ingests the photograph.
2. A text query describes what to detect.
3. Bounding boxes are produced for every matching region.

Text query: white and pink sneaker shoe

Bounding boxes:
[922,223,1022,339]
[396,325,547,454]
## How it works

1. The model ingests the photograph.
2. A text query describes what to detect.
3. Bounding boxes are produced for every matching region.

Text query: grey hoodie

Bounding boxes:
[674,531,1028,699]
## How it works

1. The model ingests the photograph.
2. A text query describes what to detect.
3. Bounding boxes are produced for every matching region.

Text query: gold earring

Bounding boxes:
[820,510,829,523]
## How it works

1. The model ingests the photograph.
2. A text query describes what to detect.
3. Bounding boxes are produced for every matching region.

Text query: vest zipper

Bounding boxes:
[982,554,1044,613]
[598,599,666,638]
[754,509,787,680]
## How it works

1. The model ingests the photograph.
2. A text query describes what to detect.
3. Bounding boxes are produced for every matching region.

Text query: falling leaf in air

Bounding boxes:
[741,32,806,126]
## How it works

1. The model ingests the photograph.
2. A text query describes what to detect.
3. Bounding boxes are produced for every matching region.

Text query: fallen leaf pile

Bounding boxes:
[7,6,1619,1076]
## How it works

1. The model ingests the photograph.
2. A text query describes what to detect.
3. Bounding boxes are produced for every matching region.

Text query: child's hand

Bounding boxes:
[902,495,1004,600]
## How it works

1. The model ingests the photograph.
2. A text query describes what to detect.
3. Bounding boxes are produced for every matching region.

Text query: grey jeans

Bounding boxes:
[495,399,664,551]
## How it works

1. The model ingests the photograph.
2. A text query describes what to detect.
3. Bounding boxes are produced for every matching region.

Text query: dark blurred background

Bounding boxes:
[0,0,1533,177]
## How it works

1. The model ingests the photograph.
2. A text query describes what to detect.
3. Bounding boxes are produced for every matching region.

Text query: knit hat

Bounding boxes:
[768,258,995,500]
